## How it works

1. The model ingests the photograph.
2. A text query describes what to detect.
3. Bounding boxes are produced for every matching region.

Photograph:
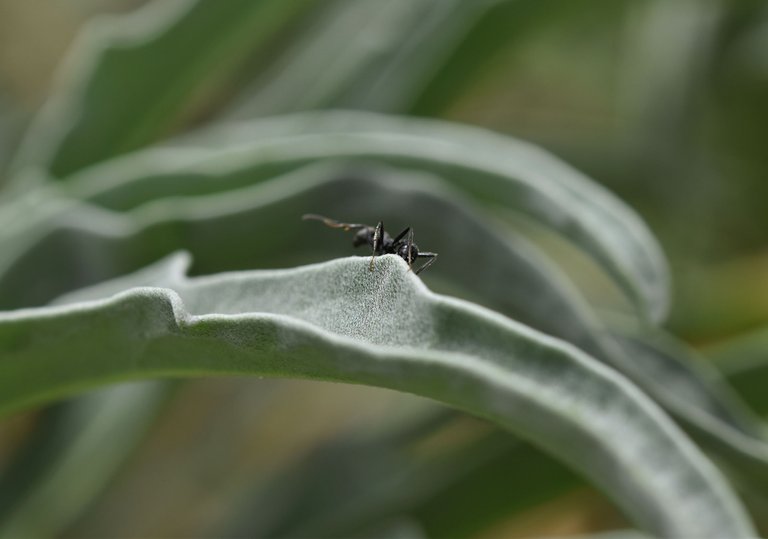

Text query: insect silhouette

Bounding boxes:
[302,214,438,275]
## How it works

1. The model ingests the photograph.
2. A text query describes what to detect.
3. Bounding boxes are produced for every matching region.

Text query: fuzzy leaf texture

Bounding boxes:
[0,254,755,538]
[7,111,671,322]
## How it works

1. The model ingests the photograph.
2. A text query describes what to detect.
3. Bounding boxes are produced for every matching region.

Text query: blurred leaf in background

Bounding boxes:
[1,0,767,537]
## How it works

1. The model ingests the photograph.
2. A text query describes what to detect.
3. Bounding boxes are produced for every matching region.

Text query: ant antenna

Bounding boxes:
[302,214,366,231]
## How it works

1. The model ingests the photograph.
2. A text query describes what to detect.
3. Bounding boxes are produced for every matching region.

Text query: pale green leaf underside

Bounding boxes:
[63,111,669,321]
[0,255,753,538]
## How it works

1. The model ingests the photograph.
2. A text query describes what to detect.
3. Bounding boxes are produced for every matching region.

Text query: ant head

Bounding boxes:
[397,242,419,262]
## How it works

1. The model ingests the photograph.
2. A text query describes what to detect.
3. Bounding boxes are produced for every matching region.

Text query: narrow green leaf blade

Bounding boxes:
[611,331,768,494]
[0,382,166,539]
[12,0,316,177]
[709,327,768,417]
[225,0,487,117]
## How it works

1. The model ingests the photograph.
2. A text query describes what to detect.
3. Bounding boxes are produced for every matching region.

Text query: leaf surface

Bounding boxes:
[612,332,768,491]
[0,382,166,539]
[11,0,317,177]
[224,0,487,117]
[709,327,768,417]
[0,254,754,538]
[56,111,669,321]
[0,167,762,499]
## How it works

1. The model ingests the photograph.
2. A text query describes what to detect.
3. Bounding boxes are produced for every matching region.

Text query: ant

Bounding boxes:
[303,214,438,275]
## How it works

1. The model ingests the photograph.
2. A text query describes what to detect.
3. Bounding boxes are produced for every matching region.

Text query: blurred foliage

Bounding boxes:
[0,0,767,537]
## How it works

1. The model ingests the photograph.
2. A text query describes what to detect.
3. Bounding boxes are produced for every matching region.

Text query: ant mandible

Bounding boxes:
[302,214,438,275]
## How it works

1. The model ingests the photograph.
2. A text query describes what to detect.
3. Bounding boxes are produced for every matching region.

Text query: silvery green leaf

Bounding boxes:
[0,165,761,499]
[59,111,670,321]
[0,254,755,538]
[611,330,768,492]
[0,165,759,449]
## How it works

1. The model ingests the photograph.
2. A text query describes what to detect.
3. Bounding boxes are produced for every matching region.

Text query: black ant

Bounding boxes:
[302,214,438,275]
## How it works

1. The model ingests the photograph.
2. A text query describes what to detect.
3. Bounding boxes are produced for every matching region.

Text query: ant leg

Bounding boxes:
[405,228,415,270]
[391,227,411,245]
[369,221,384,271]
[302,214,367,231]
[414,252,438,275]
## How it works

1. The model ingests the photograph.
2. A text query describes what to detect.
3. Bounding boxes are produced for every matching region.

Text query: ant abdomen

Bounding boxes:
[353,228,373,248]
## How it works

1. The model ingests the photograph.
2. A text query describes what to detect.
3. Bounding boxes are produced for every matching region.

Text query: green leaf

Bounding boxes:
[411,433,581,539]
[0,163,758,446]
[569,533,651,539]
[225,0,489,117]
[11,0,317,178]
[610,330,768,497]
[358,518,428,539]
[0,164,592,319]
[0,382,167,539]
[0,254,755,538]
[0,163,759,498]
[410,0,597,116]
[709,327,768,417]
[224,411,574,538]
[55,111,669,321]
